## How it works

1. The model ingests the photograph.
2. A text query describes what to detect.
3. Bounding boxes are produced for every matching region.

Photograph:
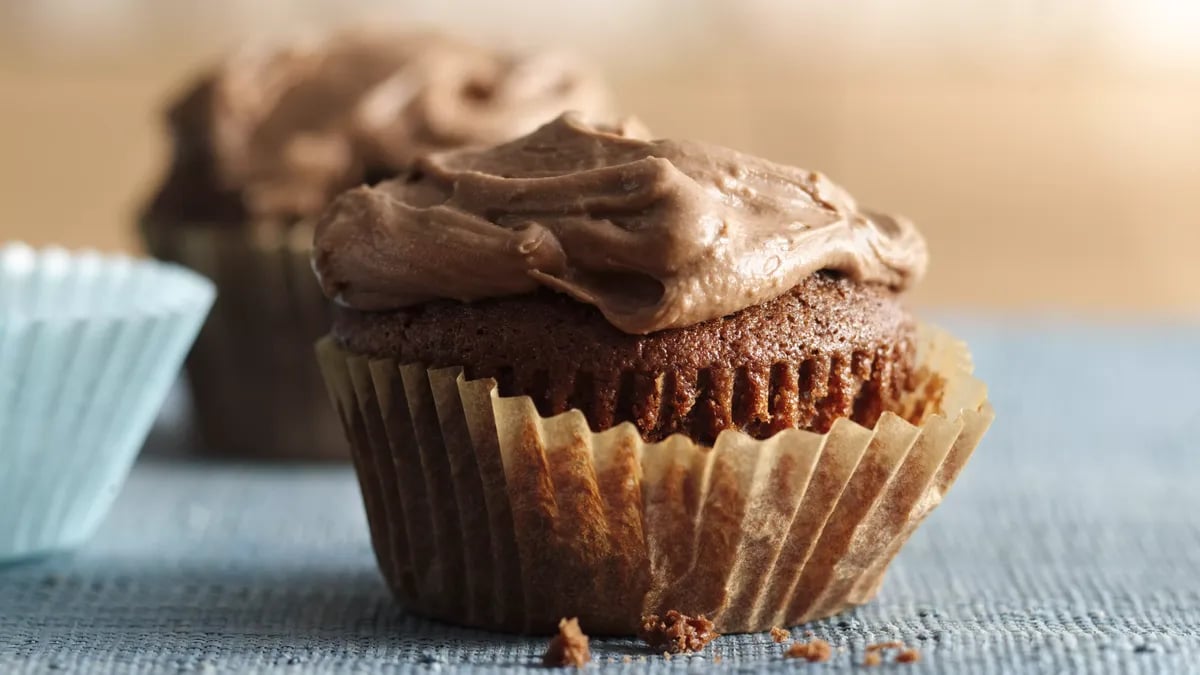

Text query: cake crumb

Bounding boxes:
[638,610,719,654]
[663,652,672,661]
[862,641,920,666]
[542,617,590,667]
[770,626,790,643]
[713,655,723,664]
[785,639,832,663]
[622,656,632,664]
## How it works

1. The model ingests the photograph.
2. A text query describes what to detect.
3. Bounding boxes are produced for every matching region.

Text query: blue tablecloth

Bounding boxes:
[2,318,1199,674]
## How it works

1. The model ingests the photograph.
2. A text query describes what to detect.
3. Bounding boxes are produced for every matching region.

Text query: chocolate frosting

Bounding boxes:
[313,114,928,334]
[149,30,611,223]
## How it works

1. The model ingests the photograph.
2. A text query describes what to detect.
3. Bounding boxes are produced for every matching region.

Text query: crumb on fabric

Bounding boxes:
[622,656,632,664]
[770,626,790,643]
[713,655,723,664]
[863,641,921,666]
[638,610,719,654]
[542,617,590,667]
[785,639,832,663]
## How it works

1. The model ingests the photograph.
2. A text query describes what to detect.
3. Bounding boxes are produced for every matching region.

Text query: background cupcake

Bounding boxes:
[139,29,612,460]
[313,115,993,633]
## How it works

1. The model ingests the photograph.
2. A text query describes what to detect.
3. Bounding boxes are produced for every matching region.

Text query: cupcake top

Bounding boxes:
[313,114,928,334]
[143,30,612,225]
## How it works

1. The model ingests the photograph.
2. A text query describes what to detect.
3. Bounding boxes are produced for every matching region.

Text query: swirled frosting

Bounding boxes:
[313,113,928,334]
[148,30,611,222]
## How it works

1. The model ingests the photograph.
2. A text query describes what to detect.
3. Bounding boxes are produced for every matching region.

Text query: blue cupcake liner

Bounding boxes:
[0,243,215,561]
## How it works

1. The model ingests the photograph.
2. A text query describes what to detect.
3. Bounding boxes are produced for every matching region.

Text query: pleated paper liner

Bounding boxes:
[142,218,345,459]
[0,244,214,561]
[316,323,993,634]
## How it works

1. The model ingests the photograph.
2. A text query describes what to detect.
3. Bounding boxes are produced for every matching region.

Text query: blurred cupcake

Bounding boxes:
[0,243,213,561]
[140,30,612,460]
[313,115,993,633]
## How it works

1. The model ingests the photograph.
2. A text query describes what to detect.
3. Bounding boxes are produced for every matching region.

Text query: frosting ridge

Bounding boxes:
[149,30,611,222]
[313,113,927,334]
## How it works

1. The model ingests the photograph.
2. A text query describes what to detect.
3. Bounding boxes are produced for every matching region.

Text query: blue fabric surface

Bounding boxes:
[1,319,1199,674]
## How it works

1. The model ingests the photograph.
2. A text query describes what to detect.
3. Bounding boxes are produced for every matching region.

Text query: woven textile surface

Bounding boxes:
[1,319,1199,674]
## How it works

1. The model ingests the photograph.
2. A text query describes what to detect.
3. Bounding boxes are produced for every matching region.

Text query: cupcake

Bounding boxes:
[0,244,213,561]
[313,114,993,633]
[139,30,612,459]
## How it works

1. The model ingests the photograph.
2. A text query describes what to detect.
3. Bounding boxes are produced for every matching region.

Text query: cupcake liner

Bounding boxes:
[0,243,214,561]
[141,219,344,459]
[316,323,992,634]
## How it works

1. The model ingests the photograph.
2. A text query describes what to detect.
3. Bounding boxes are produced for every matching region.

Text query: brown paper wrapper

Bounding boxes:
[143,219,345,459]
[316,323,993,634]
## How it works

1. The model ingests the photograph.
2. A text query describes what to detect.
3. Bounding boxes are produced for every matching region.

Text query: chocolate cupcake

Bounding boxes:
[314,115,993,632]
[139,30,612,459]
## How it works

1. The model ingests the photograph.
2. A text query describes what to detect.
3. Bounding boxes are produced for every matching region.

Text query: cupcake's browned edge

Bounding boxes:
[331,273,922,445]
[141,217,345,459]
[315,319,993,635]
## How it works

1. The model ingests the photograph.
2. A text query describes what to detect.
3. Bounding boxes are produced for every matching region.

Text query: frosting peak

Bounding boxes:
[153,30,611,222]
[313,113,927,334]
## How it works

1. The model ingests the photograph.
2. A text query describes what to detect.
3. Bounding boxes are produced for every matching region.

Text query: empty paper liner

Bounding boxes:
[0,243,214,561]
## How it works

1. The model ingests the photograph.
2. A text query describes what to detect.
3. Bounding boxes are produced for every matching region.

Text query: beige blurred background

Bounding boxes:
[1,0,1198,314]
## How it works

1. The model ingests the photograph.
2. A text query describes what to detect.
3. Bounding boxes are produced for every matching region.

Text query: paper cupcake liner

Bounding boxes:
[316,323,992,634]
[0,243,214,561]
[141,219,345,459]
